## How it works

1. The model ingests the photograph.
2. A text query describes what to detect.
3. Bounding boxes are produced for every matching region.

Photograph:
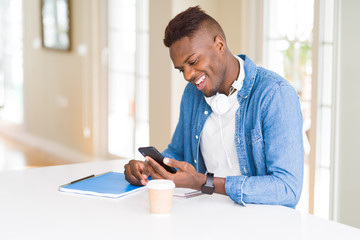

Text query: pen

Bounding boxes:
[71,174,95,184]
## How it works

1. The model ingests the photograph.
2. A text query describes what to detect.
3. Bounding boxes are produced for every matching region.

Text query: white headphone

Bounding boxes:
[205,93,231,115]
[205,80,242,115]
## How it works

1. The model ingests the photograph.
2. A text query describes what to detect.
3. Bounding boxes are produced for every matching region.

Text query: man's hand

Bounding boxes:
[124,160,149,186]
[146,157,206,190]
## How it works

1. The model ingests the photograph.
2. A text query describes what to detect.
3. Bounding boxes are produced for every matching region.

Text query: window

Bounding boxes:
[107,0,149,159]
[0,0,23,124]
[263,0,314,213]
[313,0,337,220]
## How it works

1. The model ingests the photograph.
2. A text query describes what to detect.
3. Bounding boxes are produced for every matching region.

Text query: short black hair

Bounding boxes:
[163,6,225,47]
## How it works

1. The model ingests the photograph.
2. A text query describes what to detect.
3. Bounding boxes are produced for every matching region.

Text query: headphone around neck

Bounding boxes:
[205,80,242,115]
[206,93,232,115]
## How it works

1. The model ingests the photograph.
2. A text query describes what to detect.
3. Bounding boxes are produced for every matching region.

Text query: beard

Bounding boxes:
[204,88,217,98]
[203,75,224,97]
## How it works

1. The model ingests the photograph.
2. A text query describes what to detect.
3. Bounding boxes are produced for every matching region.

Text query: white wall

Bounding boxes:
[148,0,173,151]
[22,0,104,159]
[335,0,360,229]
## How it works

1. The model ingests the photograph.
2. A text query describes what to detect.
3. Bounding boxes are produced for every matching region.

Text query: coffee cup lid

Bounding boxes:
[147,179,175,189]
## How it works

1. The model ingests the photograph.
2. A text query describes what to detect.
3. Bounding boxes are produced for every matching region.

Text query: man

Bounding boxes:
[124,6,303,208]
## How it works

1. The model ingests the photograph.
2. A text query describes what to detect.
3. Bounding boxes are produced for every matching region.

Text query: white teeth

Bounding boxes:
[196,75,205,85]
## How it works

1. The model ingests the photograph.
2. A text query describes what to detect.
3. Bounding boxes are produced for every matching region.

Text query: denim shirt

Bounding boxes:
[162,55,304,208]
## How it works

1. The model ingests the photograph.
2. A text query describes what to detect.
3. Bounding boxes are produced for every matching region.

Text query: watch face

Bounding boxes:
[201,185,215,195]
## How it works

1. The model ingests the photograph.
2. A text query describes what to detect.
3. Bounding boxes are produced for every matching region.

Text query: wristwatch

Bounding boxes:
[201,172,215,194]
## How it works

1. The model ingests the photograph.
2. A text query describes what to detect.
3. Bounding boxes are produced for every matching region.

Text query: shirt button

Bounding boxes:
[195,135,198,139]
[204,111,208,115]
[194,159,197,164]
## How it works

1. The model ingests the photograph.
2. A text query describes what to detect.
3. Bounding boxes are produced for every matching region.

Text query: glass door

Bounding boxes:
[107,0,149,159]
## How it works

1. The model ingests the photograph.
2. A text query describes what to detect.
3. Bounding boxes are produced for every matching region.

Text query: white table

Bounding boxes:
[0,160,359,240]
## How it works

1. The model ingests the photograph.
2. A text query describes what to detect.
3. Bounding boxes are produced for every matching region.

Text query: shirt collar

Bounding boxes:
[231,55,245,92]
[237,54,257,99]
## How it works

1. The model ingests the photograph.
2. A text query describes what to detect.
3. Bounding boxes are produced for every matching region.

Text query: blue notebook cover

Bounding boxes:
[59,172,146,198]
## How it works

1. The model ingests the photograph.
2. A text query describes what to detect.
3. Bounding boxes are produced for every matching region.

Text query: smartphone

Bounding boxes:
[138,146,177,173]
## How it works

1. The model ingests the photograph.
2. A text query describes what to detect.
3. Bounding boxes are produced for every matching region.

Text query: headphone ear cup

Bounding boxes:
[211,94,231,115]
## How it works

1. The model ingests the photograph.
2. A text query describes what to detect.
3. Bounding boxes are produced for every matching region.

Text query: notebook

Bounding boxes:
[173,188,202,198]
[59,172,146,198]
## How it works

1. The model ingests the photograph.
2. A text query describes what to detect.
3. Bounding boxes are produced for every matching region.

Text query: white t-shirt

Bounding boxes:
[200,56,245,178]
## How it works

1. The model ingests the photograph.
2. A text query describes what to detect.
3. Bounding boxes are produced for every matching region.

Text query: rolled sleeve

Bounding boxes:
[225,175,248,206]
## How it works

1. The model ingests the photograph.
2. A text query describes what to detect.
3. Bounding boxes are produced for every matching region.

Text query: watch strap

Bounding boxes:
[201,172,215,194]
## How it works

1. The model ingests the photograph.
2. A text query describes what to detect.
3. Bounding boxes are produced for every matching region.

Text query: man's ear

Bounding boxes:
[214,35,226,53]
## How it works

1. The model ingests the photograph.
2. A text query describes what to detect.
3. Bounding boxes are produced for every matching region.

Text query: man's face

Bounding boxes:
[169,30,226,97]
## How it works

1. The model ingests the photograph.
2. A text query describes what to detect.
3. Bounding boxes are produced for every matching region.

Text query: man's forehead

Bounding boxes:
[171,36,191,50]
[169,37,193,61]
[170,31,212,58]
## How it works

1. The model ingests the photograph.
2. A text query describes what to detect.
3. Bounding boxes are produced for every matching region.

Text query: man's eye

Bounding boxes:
[189,59,197,65]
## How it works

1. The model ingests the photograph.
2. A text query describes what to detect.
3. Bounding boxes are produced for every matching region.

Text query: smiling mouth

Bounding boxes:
[195,74,206,91]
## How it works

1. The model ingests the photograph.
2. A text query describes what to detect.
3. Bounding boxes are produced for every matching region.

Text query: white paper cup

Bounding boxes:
[147,179,175,214]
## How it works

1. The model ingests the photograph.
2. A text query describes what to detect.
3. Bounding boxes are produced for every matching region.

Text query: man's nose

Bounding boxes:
[183,65,195,82]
